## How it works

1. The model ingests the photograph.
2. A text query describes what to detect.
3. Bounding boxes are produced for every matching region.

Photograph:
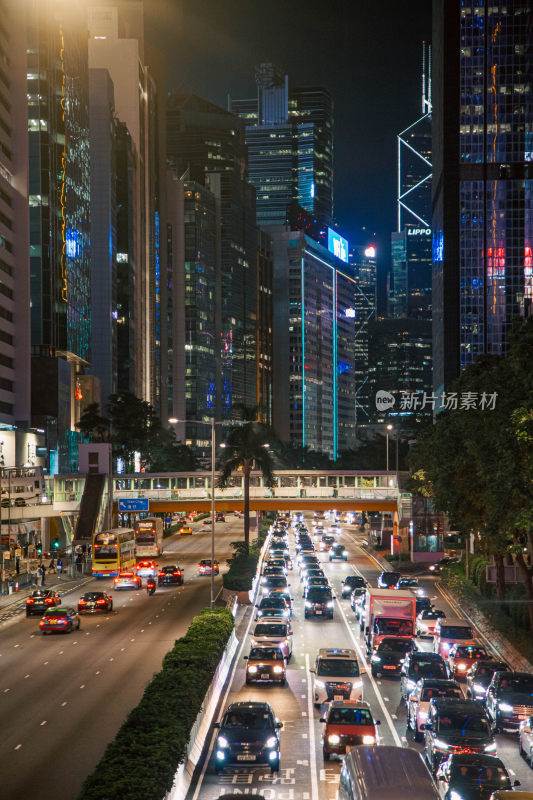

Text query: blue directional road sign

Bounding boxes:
[118,498,149,512]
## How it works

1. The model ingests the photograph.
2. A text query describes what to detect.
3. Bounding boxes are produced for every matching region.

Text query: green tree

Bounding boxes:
[218,406,274,552]
[75,402,110,442]
[148,425,197,472]
[107,392,156,472]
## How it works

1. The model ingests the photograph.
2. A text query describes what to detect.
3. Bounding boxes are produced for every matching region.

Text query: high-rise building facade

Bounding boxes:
[27,0,92,472]
[390,227,433,319]
[230,64,334,229]
[166,93,259,420]
[271,228,356,458]
[432,1,533,394]
[1,0,30,429]
[348,244,377,427]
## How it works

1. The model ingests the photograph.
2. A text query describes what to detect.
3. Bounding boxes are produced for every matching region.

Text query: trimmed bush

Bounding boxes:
[77,607,234,800]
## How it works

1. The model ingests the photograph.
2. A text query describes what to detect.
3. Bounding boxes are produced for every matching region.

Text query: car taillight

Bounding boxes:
[27,599,34,604]
[173,571,179,576]
[158,571,165,576]
[97,599,106,605]
[114,578,119,583]
[39,620,45,626]
[45,597,54,604]
[79,599,86,605]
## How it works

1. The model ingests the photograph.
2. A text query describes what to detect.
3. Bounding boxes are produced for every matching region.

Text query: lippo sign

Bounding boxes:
[375,390,498,412]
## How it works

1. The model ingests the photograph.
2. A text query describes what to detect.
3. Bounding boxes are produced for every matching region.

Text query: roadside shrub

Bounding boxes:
[77,607,234,800]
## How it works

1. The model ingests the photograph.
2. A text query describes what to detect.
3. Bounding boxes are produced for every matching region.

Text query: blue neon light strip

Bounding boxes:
[301,256,306,448]
[333,271,338,460]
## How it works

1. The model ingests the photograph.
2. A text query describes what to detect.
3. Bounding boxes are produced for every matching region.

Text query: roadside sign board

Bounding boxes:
[118,499,149,512]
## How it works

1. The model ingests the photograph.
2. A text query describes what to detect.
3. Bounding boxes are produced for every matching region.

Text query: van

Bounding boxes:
[433,617,475,658]
[339,745,439,800]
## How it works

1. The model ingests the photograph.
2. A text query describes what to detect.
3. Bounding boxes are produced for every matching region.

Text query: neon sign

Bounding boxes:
[327,228,349,263]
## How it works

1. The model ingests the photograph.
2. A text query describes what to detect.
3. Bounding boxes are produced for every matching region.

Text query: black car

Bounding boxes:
[213,701,282,774]
[400,652,448,699]
[423,698,496,773]
[305,586,335,619]
[26,589,61,616]
[329,543,348,561]
[377,570,401,588]
[215,512,226,522]
[370,636,417,677]
[341,574,366,598]
[428,556,459,574]
[157,565,184,585]
[78,591,113,613]
[262,575,289,593]
[255,596,290,620]
[465,660,510,703]
[485,671,533,732]
[435,753,519,800]
[350,586,366,611]
[416,596,432,614]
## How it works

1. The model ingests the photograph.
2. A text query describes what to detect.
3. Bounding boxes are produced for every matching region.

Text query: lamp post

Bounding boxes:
[386,424,392,471]
[168,416,220,611]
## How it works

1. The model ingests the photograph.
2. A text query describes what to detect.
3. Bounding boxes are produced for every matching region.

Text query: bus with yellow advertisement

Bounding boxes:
[92,528,136,577]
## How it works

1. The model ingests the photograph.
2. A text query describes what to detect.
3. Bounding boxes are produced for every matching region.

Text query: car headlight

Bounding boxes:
[371,654,381,662]
[416,588,424,595]
[216,750,226,760]
[449,791,463,800]
[305,601,312,608]
[434,738,450,751]
[248,665,258,674]
[283,610,290,617]
[343,550,348,556]
[441,642,450,651]
[217,736,229,748]
[499,702,513,712]
[266,736,277,749]
[273,665,284,674]
[315,680,326,689]
[269,750,278,761]
[473,683,486,694]
[362,735,376,745]
[327,601,334,609]
[257,610,264,617]
[457,663,467,670]
[484,742,497,752]
[328,734,341,745]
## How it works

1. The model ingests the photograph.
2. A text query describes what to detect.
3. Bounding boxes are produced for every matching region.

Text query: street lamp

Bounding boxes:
[386,425,393,472]
[168,416,222,611]
[385,424,399,475]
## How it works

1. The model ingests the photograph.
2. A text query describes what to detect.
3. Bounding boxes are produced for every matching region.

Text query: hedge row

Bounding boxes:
[440,563,533,665]
[77,607,235,800]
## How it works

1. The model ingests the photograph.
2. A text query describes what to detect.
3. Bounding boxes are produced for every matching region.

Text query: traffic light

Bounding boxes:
[36,544,42,555]
[53,539,59,549]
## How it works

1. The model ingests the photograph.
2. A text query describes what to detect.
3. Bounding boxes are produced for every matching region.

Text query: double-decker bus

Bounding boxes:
[134,517,164,557]
[92,528,136,577]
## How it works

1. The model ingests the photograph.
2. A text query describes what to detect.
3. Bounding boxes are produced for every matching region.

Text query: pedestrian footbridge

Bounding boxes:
[43,470,410,520]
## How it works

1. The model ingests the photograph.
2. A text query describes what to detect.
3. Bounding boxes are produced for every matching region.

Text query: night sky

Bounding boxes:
[146,0,432,296]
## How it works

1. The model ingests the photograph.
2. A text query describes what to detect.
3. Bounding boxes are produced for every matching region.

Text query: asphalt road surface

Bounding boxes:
[0,517,242,800]
[188,515,533,800]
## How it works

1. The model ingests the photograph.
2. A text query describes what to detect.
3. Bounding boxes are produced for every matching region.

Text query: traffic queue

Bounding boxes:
[213,510,533,800]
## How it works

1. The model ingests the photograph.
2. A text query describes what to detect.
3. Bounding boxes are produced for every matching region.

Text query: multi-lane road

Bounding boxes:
[188,518,533,800]
[0,518,241,800]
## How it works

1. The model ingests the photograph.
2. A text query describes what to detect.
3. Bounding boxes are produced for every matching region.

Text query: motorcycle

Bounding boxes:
[146,579,156,596]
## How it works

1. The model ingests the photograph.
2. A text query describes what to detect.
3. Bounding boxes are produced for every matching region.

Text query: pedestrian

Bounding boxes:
[15,556,20,576]
[23,544,28,558]
[7,574,14,594]
[56,558,63,577]
[76,554,82,574]
[40,563,46,586]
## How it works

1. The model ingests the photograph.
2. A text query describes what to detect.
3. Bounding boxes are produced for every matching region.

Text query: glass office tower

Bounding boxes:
[433,1,532,393]
[230,64,334,229]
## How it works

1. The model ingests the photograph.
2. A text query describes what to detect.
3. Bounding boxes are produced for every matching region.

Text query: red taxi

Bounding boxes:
[136,560,158,578]
[198,559,219,576]
[320,700,380,760]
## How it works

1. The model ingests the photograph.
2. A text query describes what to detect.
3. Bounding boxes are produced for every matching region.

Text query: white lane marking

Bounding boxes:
[302,733,308,738]
[3,688,9,693]
[95,671,100,675]
[130,639,135,642]
[80,684,85,689]
[392,714,398,719]
[43,661,48,665]
[109,657,114,662]
[59,650,64,654]
[40,720,47,726]
[24,674,30,679]
[301,694,306,698]
[384,696,389,701]
[140,629,144,633]
[190,600,259,800]
[302,711,307,716]
[61,702,67,707]
[120,648,125,652]
[334,589,402,746]
[508,768,515,776]
[14,644,20,648]
[305,652,320,800]
[14,744,22,750]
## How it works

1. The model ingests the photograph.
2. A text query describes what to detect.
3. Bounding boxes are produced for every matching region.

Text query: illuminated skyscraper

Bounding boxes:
[349,244,377,426]
[230,64,333,229]
[432,1,533,394]
[27,0,91,472]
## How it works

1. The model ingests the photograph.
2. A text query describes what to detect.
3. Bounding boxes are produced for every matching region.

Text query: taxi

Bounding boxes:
[39,606,80,634]
[244,645,287,685]
[320,700,380,760]
[136,560,157,578]
[179,525,193,535]
[114,571,142,590]
[447,644,489,680]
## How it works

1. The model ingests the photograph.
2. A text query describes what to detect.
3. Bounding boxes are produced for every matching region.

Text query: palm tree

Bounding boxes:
[218,406,275,552]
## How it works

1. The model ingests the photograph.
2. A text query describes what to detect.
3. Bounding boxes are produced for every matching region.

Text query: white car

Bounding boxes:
[310,648,364,707]
[415,608,446,637]
[135,560,158,578]
[251,618,293,661]
[406,678,463,741]
[519,715,533,765]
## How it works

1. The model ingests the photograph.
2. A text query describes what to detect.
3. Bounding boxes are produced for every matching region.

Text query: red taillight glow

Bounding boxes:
[97,599,106,605]
[27,599,34,604]
[158,571,165,576]
[79,599,86,605]
[45,597,54,604]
